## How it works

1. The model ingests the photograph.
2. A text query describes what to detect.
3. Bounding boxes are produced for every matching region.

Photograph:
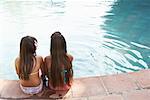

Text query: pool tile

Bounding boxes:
[88,94,124,100]
[1,70,150,99]
[63,97,88,100]
[0,80,31,98]
[101,73,138,93]
[128,69,150,89]
[123,89,150,100]
[71,77,106,98]
[0,80,5,94]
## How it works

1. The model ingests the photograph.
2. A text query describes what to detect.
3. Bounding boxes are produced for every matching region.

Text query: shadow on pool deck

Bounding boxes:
[1,69,150,100]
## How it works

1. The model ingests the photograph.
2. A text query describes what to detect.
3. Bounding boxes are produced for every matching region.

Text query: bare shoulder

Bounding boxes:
[67,54,73,61]
[44,56,51,62]
[15,57,20,65]
[44,56,51,69]
[36,55,43,60]
[35,56,43,65]
[15,57,20,74]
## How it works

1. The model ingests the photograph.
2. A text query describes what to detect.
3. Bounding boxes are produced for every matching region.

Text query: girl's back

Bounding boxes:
[44,32,73,91]
[15,56,43,87]
[15,36,44,94]
[44,54,73,90]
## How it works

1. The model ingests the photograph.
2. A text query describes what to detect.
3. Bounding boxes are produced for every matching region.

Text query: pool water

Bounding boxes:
[0,0,149,80]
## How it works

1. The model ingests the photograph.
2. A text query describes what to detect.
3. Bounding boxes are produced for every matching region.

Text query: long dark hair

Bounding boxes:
[50,31,73,88]
[19,36,37,80]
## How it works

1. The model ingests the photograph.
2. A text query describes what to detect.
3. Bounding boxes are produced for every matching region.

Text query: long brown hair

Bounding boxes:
[50,31,73,88]
[19,36,37,80]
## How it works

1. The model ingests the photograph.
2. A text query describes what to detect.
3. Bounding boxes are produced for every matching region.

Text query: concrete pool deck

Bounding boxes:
[0,69,150,100]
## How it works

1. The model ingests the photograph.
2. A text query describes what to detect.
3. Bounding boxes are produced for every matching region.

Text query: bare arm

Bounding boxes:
[15,58,19,75]
[44,56,51,76]
[38,56,45,76]
[67,54,73,62]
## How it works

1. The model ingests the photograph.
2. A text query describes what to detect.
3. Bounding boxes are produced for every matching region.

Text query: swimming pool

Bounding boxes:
[0,0,149,80]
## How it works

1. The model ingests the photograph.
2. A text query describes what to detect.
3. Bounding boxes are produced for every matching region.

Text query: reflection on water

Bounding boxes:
[102,0,150,73]
[0,0,149,79]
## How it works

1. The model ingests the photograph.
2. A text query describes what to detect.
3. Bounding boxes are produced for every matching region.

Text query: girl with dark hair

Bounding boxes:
[15,36,44,94]
[44,32,73,91]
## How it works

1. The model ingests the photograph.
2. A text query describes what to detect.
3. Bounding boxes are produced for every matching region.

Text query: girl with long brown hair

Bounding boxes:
[15,36,44,94]
[44,31,73,90]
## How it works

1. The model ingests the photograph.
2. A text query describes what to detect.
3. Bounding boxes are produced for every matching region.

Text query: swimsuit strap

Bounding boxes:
[30,71,39,75]
[63,69,68,84]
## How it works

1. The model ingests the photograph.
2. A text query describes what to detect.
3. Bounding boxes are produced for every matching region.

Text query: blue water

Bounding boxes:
[0,0,149,80]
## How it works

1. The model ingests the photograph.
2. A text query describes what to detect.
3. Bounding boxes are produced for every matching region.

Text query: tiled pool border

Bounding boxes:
[0,69,150,99]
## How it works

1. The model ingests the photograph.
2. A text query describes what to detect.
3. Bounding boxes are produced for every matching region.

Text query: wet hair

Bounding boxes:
[19,36,37,80]
[50,31,73,88]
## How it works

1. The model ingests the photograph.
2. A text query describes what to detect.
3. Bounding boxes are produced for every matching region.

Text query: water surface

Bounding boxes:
[0,0,149,79]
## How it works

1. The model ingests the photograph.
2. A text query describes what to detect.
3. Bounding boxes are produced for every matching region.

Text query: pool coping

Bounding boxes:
[1,69,150,99]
